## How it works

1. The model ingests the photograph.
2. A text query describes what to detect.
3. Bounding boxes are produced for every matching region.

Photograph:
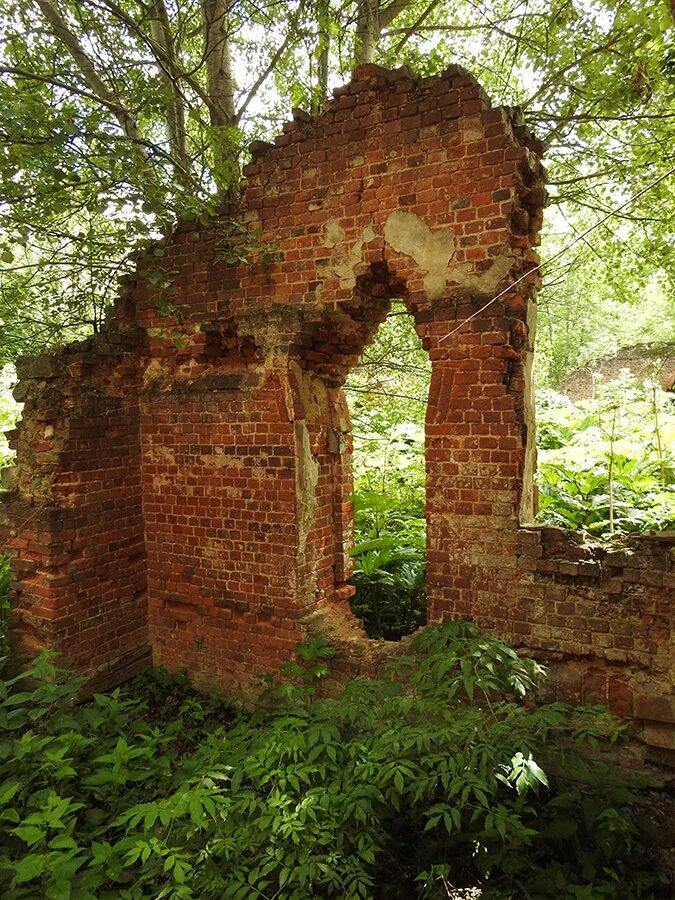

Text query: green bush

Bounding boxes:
[0,623,668,899]
[349,531,426,640]
[349,490,427,640]
[536,377,675,535]
[0,367,19,473]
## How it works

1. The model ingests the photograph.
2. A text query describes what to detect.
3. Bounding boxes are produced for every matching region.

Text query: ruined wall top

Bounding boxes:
[111,62,546,368]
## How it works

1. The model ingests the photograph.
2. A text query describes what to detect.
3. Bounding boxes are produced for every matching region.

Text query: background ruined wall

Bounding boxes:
[0,332,149,689]
[1,64,672,761]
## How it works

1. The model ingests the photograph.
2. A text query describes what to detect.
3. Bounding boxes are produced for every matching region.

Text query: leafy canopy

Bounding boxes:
[0,0,673,361]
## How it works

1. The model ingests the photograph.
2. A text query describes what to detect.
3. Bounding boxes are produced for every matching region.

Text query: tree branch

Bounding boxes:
[35,0,150,157]
[523,37,625,108]
[0,66,188,175]
[201,0,237,126]
[90,0,218,120]
[390,0,442,56]
[148,0,191,185]
[236,29,294,122]
[201,0,239,196]
[378,0,414,29]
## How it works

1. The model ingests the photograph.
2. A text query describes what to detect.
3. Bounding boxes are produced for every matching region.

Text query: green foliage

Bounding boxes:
[0,655,235,899]
[346,303,429,523]
[0,0,312,359]
[0,0,673,371]
[346,305,429,637]
[537,375,675,535]
[0,367,19,472]
[349,529,426,640]
[534,249,675,390]
[214,219,283,269]
[346,322,673,635]
[0,625,669,898]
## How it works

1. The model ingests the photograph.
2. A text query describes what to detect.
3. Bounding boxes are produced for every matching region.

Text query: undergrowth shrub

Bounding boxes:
[536,377,675,535]
[349,532,426,639]
[0,623,669,899]
[349,490,426,640]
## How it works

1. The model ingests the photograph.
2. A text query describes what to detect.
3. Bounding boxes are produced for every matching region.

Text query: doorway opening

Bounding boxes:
[343,301,431,641]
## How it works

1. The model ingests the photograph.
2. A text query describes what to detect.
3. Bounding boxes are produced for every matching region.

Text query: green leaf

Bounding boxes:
[12,825,45,846]
[12,853,46,884]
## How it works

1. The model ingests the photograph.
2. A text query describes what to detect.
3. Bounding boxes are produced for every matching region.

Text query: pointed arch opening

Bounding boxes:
[343,301,431,641]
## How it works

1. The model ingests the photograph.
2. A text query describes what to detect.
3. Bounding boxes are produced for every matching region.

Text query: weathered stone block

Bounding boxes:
[634,694,675,724]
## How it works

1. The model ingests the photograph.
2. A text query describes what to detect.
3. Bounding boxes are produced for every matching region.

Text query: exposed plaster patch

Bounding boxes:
[246,307,301,358]
[280,375,295,422]
[150,473,174,492]
[143,358,171,391]
[519,297,537,524]
[198,453,249,468]
[146,445,176,466]
[324,220,345,249]
[384,210,454,299]
[322,220,375,289]
[294,419,319,561]
[383,210,516,298]
[294,363,329,419]
[448,250,515,294]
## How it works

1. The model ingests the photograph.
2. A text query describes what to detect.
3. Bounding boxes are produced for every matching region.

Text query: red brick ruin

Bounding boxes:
[1,65,673,762]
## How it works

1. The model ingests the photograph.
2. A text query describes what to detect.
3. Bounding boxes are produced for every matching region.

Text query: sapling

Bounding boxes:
[607,404,618,534]
[649,374,667,487]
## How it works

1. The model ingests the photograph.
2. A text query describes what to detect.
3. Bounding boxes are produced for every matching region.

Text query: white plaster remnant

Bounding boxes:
[147,445,176,466]
[142,358,172,391]
[519,296,538,524]
[456,250,515,293]
[383,209,517,298]
[294,420,319,561]
[322,220,375,289]
[384,210,455,298]
[198,453,251,468]
[322,212,516,300]
[323,220,345,248]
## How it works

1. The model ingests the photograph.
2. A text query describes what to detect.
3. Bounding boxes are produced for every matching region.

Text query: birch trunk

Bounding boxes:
[355,0,380,64]
[149,0,190,187]
[355,1,414,65]
[201,0,239,197]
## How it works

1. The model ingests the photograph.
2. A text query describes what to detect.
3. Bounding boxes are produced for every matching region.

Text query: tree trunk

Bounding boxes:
[314,0,331,112]
[355,0,380,65]
[354,1,414,65]
[36,0,148,154]
[148,0,191,188]
[201,0,239,198]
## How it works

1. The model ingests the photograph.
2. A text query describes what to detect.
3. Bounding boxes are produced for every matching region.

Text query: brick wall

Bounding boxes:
[0,333,149,688]
[1,63,672,758]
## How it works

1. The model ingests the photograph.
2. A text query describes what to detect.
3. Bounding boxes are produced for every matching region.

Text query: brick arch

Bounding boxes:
[4,65,673,753]
[1,62,547,692]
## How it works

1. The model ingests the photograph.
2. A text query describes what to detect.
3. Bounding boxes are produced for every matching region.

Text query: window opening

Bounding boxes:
[343,302,431,640]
